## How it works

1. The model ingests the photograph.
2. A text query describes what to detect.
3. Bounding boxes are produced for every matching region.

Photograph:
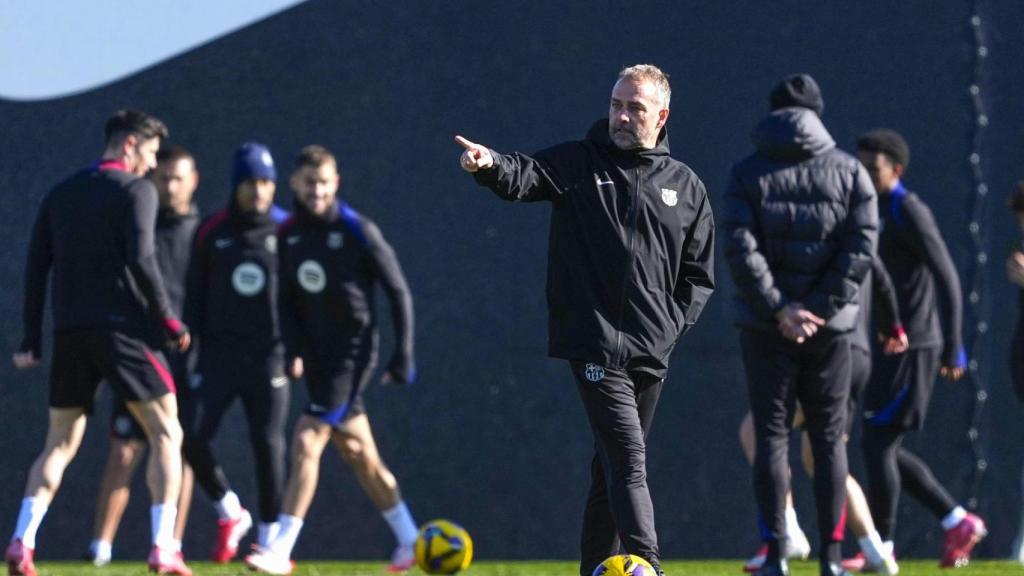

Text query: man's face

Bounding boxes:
[128,136,161,176]
[291,162,339,216]
[152,157,198,211]
[857,150,903,194]
[236,178,276,214]
[608,79,668,150]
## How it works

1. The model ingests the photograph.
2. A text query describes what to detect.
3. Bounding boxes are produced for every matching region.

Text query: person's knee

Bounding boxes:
[339,436,377,471]
[112,440,145,467]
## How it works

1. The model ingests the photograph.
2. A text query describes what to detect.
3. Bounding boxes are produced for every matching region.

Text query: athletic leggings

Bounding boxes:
[861,424,958,540]
[182,358,289,523]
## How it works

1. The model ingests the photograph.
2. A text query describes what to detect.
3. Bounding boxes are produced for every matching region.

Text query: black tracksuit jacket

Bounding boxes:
[22,162,185,355]
[472,119,715,376]
[277,201,414,381]
[877,183,964,366]
[185,201,290,369]
[155,205,200,318]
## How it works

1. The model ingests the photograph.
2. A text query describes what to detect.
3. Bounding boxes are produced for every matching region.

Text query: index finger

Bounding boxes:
[455,135,478,150]
[796,310,826,325]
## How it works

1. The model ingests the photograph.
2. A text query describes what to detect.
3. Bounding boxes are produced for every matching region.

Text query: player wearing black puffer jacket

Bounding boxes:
[182,142,290,562]
[725,74,877,576]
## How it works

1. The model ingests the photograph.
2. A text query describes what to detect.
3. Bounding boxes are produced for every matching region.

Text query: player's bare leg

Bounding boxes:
[174,463,194,549]
[333,414,418,571]
[89,438,145,565]
[127,394,191,575]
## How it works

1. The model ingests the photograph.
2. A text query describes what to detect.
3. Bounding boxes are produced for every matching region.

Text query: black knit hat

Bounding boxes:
[769,73,824,116]
[856,129,911,168]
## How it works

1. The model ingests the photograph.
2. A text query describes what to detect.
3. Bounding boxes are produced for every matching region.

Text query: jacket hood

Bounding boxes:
[586,119,671,158]
[752,107,835,161]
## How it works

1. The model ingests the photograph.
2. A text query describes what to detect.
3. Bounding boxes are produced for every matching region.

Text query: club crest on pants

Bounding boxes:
[585,363,605,382]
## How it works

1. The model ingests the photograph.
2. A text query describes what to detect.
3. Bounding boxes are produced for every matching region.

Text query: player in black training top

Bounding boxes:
[245,145,418,576]
[6,109,193,576]
[86,146,202,566]
[181,142,290,563]
[856,129,987,569]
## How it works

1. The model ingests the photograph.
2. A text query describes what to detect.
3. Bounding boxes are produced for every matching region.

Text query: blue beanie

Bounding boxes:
[231,142,276,190]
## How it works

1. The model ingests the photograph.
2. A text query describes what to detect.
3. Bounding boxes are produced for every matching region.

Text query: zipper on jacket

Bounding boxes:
[613,165,642,367]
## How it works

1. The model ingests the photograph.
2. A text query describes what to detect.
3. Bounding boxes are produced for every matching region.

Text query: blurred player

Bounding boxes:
[6,109,192,576]
[182,142,290,563]
[85,146,201,566]
[856,129,986,569]
[454,64,715,576]
[245,145,418,575]
[1007,181,1024,565]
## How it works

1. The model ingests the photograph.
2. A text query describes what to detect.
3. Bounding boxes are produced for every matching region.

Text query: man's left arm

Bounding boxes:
[674,183,715,333]
[364,221,415,384]
[802,165,878,321]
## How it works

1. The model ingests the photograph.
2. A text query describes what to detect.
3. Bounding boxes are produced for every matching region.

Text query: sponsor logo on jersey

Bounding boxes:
[297,260,327,293]
[327,232,344,250]
[585,363,606,382]
[661,188,678,207]
[231,262,266,296]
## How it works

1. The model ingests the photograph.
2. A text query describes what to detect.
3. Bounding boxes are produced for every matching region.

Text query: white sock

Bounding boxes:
[269,515,303,558]
[90,539,112,560]
[786,504,802,537]
[258,522,279,548]
[12,497,48,549]
[858,531,886,564]
[172,539,182,553]
[381,501,419,546]
[213,491,243,521]
[942,506,967,531]
[150,504,177,550]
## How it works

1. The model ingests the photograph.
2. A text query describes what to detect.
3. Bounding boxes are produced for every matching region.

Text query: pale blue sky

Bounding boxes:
[0,0,306,101]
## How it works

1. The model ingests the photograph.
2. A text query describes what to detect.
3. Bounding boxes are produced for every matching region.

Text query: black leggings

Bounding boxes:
[862,424,958,540]
[182,363,289,523]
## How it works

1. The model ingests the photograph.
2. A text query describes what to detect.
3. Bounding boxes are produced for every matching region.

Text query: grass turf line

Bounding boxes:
[29,560,1020,575]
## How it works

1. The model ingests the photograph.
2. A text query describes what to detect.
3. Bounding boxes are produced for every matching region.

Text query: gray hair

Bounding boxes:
[617,64,671,108]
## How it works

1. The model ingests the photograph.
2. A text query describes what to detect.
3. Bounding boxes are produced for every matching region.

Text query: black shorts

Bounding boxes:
[51,328,174,413]
[109,349,195,441]
[863,346,940,431]
[304,360,374,427]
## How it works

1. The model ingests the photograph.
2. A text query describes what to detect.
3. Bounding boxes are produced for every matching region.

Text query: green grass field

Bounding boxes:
[24,560,1023,576]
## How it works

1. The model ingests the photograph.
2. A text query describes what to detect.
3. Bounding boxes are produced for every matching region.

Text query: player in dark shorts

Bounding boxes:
[85,146,201,566]
[181,142,290,563]
[245,146,417,576]
[856,129,986,569]
[6,109,192,576]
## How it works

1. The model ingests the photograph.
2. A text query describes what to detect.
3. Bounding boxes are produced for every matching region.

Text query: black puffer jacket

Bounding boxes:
[724,107,877,333]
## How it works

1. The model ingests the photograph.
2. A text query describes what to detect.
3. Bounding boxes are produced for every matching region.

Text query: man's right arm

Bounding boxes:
[456,135,565,202]
[723,168,789,318]
[276,228,306,376]
[21,195,53,359]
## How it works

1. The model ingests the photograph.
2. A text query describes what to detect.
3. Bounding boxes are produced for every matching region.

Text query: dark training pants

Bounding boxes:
[571,361,663,576]
[741,330,851,567]
[862,347,957,540]
[183,357,289,523]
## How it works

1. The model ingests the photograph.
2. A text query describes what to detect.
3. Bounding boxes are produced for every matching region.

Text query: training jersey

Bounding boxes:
[278,201,414,382]
[22,161,185,355]
[877,182,964,366]
[155,205,200,317]
[185,203,289,364]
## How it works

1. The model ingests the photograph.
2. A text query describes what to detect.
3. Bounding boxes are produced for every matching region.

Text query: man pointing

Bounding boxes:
[457,64,715,576]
